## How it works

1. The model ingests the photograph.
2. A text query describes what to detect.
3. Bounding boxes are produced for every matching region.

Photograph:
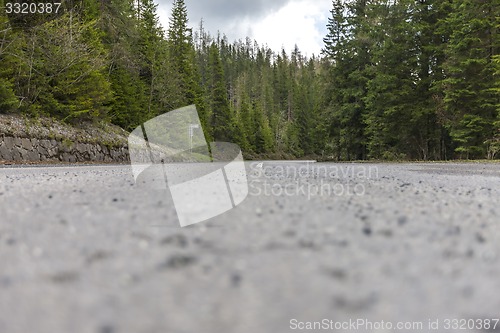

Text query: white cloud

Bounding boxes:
[157,0,331,57]
[157,5,171,32]
[249,0,330,57]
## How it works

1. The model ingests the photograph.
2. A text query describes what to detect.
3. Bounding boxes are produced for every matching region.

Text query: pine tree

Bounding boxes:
[440,0,499,158]
[489,54,500,158]
[0,13,19,113]
[252,101,273,154]
[167,0,196,107]
[109,67,147,129]
[238,97,254,152]
[16,8,113,121]
[98,0,147,128]
[0,78,17,113]
[208,43,233,142]
[296,58,323,155]
[322,0,369,160]
[363,0,419,159]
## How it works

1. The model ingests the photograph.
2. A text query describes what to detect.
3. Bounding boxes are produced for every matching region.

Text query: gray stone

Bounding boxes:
[38,146,48,157]
[31,138,39,149]
[21,138,32,150]
[12,150,22,161]
[61,153,71,162]
[27,150,40,161]
[48,148,58,157]
[4,137,14,149]
[61,142,73,153]
[76,143,86,153]
[0,135,127,163]
[40,140,52,149]
[61,152,77,163]
[18,147,29,160]
[0,145,13,160]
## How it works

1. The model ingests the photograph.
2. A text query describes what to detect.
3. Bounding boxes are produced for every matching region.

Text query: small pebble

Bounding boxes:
[362,226,372,236]
[397,216,408,226]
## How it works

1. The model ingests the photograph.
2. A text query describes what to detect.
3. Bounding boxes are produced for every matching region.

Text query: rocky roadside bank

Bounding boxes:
[0,114,130,164]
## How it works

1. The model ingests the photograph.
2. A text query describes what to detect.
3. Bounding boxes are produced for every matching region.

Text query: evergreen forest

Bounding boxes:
[0,0,499,160]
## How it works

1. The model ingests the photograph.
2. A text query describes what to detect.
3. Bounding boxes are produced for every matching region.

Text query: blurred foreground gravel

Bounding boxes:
[0,162,499,333]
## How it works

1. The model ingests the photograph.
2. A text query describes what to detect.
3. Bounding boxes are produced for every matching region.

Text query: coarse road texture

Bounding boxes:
[0,162,499,333]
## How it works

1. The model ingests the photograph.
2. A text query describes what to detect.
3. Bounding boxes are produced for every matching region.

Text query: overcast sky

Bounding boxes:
[156,0,332,57]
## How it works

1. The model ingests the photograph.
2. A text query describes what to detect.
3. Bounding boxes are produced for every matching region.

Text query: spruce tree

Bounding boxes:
[167,0,196,107]
[322,0,369,160]
[208,43,233,142]
[441,0,499,158]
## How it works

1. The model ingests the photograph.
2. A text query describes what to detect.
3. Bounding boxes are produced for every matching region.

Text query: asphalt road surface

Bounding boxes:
[0,162,499,333]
